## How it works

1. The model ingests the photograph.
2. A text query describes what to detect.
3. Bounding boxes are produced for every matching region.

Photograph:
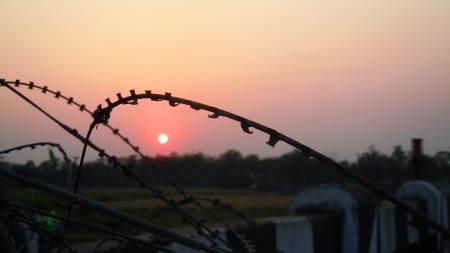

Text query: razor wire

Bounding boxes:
[0,79,270,252]
[0,142,71,163]
[0,80,260,229]
[85,86,450,238]
[1,81,241,252]
[0,142,73,190]
[3,79,450,239]
[0,81,257,219]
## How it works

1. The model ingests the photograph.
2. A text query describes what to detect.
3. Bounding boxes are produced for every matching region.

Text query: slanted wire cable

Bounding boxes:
[1,82,237,252]
[1,80,261,252]
[0,197,177,253]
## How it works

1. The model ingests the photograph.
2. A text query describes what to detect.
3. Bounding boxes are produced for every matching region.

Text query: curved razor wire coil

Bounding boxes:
[1,82,244,252]
[3,79,450,241]
[0,80,268,252]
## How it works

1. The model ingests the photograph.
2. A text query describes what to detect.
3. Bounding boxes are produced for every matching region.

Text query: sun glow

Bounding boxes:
[158,134,168,144]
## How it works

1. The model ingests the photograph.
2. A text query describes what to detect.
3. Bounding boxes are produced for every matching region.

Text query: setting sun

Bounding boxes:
[158,134,168,144]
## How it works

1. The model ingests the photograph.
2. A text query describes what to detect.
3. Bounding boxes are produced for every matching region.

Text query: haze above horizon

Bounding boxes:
[1,1,449,165]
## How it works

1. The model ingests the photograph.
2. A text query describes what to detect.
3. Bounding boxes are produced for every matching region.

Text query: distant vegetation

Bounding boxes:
[1,146,449,244]
[1,145,449,191]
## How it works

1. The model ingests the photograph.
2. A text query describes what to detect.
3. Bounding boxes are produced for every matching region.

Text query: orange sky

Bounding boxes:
[1,1,449,164]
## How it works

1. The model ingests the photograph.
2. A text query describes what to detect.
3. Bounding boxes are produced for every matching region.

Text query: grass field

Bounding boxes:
[4,187,296,244]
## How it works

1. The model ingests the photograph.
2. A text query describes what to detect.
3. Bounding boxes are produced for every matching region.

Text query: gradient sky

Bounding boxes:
[1,1,449,165]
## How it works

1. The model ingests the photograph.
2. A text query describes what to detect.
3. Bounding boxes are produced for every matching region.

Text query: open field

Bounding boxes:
[4,187,297,244]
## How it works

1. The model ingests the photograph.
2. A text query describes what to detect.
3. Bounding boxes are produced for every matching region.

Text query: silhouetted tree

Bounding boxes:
[1,145,449,190]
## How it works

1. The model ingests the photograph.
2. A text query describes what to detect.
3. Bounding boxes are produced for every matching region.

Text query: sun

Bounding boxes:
[158,134,168,144]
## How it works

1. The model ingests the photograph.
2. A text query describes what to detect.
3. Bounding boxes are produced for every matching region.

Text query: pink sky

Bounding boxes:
[1,1,449,164]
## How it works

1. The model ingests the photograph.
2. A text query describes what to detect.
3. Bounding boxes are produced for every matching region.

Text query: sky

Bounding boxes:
[0,1,449,165]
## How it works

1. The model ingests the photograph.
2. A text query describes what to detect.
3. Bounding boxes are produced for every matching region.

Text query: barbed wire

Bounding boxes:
[85,86,450,238]
[3,79,450,241]
[0,142,73,190]
[0,79,267,252]
[0,142,71,162]
[1,81,241,252]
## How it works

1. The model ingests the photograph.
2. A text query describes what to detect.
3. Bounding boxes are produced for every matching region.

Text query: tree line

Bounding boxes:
[1,145,449,191]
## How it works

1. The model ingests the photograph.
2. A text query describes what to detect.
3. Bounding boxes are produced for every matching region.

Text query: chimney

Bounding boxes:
[411,138,422,180]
